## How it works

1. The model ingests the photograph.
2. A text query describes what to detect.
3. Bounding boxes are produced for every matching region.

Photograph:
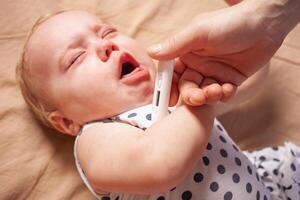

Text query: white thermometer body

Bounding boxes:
[152,60,174,122]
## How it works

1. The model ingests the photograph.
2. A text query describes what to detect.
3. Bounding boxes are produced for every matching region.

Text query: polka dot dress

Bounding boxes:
[74,104,300,200]
[244,142,300,200]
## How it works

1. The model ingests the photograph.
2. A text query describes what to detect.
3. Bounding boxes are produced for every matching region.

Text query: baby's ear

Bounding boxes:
[47,111,81,136]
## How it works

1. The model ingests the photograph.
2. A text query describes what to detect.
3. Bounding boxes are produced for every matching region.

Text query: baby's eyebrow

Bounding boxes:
[58,34,84,70]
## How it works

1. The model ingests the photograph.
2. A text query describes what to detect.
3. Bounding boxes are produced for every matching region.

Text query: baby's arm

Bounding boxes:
[76,104,214,194]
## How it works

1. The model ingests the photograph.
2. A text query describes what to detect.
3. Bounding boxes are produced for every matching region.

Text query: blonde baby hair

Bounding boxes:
[16,10,67,129]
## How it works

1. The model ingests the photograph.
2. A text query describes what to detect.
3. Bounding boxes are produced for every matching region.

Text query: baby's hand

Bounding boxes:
[179,68,237,106]
[171,59,237,106]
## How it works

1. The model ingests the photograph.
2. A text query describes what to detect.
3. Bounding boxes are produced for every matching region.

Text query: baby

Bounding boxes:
[17,10,300,200]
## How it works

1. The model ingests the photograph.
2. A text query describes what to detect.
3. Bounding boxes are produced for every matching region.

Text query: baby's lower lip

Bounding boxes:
[120,66,150,85]
[121,67,141,79]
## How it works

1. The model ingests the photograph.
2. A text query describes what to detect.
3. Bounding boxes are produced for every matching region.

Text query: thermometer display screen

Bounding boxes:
[155,91,161,106]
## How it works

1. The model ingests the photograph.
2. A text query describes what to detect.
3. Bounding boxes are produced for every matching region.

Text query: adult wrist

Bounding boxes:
[244,0,300,42]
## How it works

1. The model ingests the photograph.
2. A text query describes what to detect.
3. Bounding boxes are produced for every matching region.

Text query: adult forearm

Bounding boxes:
[246,0,300,41]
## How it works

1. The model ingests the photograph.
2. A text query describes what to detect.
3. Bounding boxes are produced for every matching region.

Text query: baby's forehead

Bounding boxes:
[54,10,101,25]
[28,10,102,50]
[26,10,103,71]
[36,10,102,36]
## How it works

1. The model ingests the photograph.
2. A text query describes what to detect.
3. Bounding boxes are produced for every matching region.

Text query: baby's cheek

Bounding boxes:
[115,35,148,58]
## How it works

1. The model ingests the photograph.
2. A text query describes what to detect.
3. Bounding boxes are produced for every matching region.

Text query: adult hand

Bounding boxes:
[149,0,300,106]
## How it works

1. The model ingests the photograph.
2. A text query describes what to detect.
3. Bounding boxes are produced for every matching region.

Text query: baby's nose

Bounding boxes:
[96,40,119,62]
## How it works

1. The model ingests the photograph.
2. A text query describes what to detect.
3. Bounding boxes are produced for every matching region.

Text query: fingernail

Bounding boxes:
[148,44,162,54]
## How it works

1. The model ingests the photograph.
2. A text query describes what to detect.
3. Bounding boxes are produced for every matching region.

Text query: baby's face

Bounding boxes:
[27,11,155,124]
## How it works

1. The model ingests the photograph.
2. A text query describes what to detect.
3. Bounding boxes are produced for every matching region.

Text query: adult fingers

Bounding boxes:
[174,58,186,75]
[169,82,179,106]
[181,53,247,86]
[147,24,206,60]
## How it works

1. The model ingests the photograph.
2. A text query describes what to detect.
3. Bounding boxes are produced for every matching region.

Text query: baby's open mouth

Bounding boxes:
[119,53,140,79]
[121,62,136,78]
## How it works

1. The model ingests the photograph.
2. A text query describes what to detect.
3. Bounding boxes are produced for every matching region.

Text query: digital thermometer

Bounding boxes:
[152,60,174,122]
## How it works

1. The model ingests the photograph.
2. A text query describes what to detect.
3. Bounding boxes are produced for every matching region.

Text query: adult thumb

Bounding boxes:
[147,24,202,60]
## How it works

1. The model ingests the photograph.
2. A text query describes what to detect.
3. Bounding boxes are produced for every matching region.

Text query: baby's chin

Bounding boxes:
[121,88,154,114]
[134,85,154,106]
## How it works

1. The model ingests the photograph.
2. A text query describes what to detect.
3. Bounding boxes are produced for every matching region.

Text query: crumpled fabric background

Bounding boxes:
[0,0,299,199]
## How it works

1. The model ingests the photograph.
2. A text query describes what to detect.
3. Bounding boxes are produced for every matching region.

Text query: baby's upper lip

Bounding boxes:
[118,52,140,79]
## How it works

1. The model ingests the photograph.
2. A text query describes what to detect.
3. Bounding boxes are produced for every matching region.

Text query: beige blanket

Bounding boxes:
[0,0,299,199]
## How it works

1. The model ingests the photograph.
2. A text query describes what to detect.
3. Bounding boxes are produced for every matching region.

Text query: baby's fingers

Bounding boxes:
[179,69,206,106]
[184,88,206,106]
[220,83,237,102]
[201,78,223,105]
